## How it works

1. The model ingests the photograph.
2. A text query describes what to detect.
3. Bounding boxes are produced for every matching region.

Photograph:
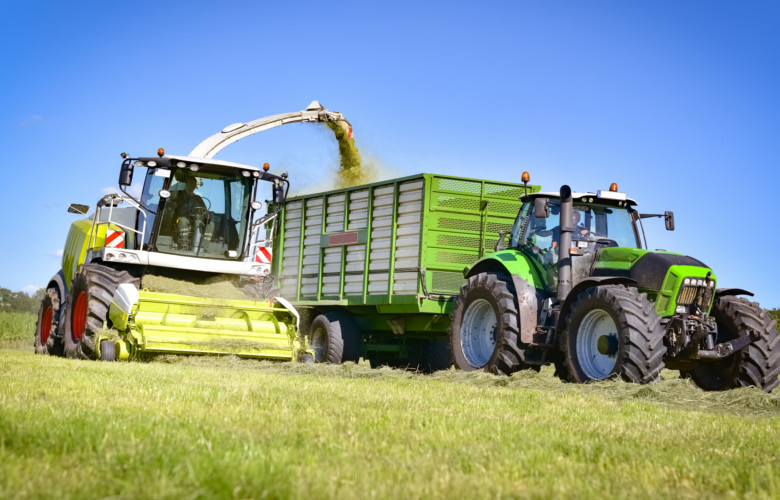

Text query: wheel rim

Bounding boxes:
[311,326,327,362]
[40,306,53,345]
[72,291,87,342]
[461,298,497,367]
[576,309,619,380]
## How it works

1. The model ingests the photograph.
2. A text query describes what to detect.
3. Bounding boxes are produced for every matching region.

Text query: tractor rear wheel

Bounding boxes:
[63,263,138,360]
[34,286,63,356]
[681,296,780,392]
[308,311,362,363]
[450,272,525,375]
[559,285,665,384]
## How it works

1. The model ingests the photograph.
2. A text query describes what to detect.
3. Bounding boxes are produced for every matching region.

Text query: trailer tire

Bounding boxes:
[63,263,138,360]
[34,286,63,356]
[681,297,780,392]
[450,272,525,375]
[559,285,665,384]
[308,311,361,364]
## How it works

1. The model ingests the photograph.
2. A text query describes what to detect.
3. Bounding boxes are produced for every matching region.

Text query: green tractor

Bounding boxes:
[450,179,780,391]
[33,149,309,362]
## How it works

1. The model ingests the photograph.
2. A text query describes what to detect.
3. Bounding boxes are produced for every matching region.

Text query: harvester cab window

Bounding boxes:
[154,169,253,260]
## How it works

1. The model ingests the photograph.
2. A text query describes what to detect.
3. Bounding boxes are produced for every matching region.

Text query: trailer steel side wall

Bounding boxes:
[272,174,537,339]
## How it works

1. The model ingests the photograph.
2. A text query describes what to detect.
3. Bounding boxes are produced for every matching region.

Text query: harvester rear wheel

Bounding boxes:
[449,272,525,375]
[63,263,138,360]
[308,311,362,363]
[681,296,780,392]
[559,285,665,384]
[34,286,63,356]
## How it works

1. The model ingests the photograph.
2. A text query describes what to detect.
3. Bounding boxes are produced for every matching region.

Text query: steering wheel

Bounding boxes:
[595,238,619,248]
[200,196,212,210]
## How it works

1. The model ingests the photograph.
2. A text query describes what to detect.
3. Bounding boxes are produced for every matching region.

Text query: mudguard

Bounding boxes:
[466,251,546,344]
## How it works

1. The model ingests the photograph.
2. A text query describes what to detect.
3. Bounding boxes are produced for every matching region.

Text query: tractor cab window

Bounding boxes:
[155,169,253,260]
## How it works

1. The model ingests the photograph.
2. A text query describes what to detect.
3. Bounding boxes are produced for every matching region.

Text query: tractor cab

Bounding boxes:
[510,187,641,293]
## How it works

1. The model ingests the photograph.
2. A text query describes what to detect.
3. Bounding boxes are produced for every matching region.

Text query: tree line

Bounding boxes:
[0,287,44,315]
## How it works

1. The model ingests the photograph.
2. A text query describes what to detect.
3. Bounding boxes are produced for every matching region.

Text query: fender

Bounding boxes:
[556,276,637,333]
[466,252,546,344]
[714,288,754,299]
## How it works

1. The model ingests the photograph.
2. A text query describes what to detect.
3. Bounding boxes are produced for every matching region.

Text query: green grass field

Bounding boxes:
[1,343,779,500]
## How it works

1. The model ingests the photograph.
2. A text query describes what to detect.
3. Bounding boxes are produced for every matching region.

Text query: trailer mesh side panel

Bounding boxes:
[423,178,525,295]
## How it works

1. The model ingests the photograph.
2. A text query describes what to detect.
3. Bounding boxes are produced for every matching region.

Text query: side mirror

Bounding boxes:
[273,183,286,205]
[119,161,134,186]
[534,198,549,219]
[664,211,675,231]
[68,204,90,215]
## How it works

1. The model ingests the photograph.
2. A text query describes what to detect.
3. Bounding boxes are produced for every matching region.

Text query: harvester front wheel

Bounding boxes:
[34,286,63,356]
[308,311,361,363]
[63,264,137,360]
[559,285,665,384]
[450,272,525,375]
[681,296,780,392]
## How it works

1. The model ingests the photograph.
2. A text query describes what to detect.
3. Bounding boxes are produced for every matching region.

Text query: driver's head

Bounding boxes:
[185,177,198,193]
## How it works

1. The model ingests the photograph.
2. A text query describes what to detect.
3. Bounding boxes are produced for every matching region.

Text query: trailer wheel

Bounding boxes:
[559,285,665,384]
[681,296,780,392]
[450,272,525,375]
[421,339,452,373]
[63,263,138,360]
[308,311,362,363]
[34,286,63,356]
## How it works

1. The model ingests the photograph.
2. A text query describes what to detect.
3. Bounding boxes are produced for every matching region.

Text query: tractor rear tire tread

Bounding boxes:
[450,272,526,375]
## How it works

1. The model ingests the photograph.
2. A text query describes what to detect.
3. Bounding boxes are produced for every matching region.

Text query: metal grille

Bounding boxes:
[435,251,480,266]
[436,178,481,194]
[484,183,523,198]
[436,234,481,249]
[677,286,712,309]
[437,218,482,232]
[435,195,481,212]
[487,201,522,216]
[431,270,467,293]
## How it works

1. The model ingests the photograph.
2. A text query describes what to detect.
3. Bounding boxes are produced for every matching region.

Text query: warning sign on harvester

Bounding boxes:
[255,246,272,263]
[105,230,124,249]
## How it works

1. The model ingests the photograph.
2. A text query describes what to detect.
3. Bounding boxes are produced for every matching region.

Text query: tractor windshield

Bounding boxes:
[154,168,253,260]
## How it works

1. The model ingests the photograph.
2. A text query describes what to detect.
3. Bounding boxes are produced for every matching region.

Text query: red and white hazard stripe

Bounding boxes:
[255,246,272,263]
[105,230,125,249]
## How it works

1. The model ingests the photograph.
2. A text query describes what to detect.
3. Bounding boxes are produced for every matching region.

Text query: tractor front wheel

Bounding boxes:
[34,286,63,356]
[681,296,780,392]
[63,264,137,360]
[559,285,665,384]
[308,311,362,363]
[450,272,525,375]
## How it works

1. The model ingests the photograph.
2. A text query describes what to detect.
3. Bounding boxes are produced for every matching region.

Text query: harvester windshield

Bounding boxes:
[153,168,253,259]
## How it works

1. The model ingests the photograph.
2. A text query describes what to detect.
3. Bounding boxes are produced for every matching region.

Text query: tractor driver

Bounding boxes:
[169,176,213,251]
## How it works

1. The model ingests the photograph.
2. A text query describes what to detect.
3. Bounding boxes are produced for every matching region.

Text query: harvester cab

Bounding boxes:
[451,175,779,392]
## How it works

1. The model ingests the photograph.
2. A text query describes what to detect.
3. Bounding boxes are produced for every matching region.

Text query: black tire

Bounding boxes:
[308,311,362,363]
[63,263,138,360]
[100,339,116,361]
[681,296,780,392]
[34,286,63,356]
[558,285,665,384]
[449,272,526,375]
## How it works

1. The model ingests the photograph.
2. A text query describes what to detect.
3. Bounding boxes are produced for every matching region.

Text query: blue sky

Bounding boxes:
[2,1,779,308]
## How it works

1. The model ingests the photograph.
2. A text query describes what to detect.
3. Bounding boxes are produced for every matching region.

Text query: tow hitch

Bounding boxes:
[696,332,758,360]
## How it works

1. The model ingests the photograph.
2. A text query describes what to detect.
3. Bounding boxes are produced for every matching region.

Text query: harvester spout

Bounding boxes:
[190,101,353,159]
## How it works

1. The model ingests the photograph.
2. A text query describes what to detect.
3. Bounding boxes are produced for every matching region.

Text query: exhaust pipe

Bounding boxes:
[557,185,573,301]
